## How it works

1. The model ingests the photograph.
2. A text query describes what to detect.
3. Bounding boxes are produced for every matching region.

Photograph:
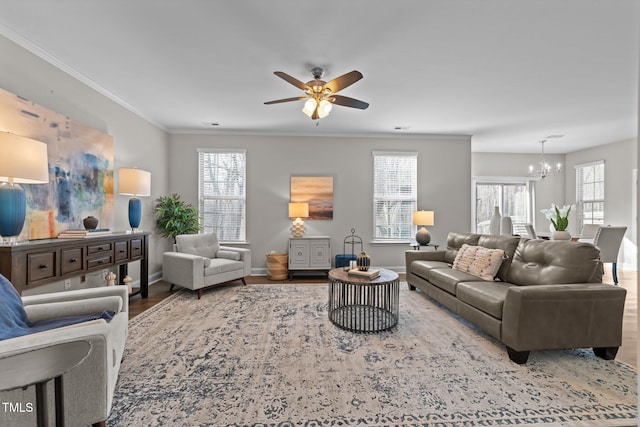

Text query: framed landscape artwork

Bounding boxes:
[290,176,334,220]
[0,87,114,240]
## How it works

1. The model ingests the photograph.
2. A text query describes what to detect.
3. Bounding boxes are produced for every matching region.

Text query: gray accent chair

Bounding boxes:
[524,224,537,239]
[593,225,627,284]
[163,233,251,299]
[0,286,129,427]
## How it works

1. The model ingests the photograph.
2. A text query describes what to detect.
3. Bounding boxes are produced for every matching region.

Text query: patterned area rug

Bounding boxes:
[109,283,637,426]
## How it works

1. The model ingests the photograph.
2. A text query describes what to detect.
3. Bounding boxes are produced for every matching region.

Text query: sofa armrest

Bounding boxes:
[220,246,252,276]
[502,284,627,351]
[0,319,109,357]
[405,249,446,276]
[24,296,123,323]
[163,251,205,287]
[22,286,129,316]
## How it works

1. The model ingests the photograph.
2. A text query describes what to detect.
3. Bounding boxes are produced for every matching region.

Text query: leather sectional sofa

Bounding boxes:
[405,232,627,364]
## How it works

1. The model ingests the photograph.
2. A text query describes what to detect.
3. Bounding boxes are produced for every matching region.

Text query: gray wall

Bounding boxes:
[0,34,170,291]
[169,133,472,273]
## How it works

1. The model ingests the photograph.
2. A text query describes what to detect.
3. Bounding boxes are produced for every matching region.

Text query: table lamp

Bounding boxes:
[118,168,151,232]
[0,133,49,243]
[288,202,309,237]
[413,210,434,245]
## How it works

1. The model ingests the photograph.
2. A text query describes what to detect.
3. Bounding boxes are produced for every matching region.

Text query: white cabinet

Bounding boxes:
[288,236,331,274]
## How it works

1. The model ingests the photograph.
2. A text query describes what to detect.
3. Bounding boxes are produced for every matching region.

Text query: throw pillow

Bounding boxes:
[0,274,32,340]
[452,244,505,281]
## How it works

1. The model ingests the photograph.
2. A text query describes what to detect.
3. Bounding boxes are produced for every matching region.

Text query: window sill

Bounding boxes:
[369,239,412,245]
[220,241,250,246]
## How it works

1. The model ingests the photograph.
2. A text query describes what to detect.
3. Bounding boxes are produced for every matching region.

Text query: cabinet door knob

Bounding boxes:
[69,258,78,263]
[38,264,48,269]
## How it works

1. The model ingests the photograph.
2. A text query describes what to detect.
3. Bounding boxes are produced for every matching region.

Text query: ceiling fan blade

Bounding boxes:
[273,71,310,91]
[331,95,369,110]
[324,70,363,94]
[264,96,307,105]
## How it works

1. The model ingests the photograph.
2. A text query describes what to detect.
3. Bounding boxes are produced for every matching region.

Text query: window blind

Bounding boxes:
[198,149,247,242]
[372,151,418,240]
[575,160,605,231]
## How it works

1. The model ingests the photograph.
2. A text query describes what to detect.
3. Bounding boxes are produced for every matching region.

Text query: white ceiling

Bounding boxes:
[0,1,638,153]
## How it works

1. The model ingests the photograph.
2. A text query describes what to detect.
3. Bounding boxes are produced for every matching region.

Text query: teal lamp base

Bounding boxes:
[0,182,26,242]
[128,197,142,231]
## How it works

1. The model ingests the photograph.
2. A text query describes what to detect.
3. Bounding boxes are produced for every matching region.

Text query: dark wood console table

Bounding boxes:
[0,232,149,298]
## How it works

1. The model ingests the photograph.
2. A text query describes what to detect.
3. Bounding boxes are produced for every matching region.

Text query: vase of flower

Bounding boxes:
[551,230,571,240]
[541,204,574,240]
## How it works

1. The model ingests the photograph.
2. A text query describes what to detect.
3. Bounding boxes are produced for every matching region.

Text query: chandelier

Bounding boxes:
[528,139,561,179]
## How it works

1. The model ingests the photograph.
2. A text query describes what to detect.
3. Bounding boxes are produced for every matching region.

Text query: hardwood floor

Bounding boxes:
[129,269,637,368]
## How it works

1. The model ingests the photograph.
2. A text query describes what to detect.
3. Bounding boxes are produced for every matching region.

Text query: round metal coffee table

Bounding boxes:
[328,267,400,332]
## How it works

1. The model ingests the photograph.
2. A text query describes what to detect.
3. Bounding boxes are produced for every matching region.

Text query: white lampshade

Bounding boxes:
[118,168,151,196]
[413,210,434,226]
[288,202,309,218]
[0,133,49,183]
[318,99,333,118]
[302,98,317,117]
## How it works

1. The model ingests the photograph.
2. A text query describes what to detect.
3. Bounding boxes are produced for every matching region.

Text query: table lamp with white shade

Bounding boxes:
[118,168,151,232]
[288,202,309,237]
[0,132,49,243]
[413,210,434,245]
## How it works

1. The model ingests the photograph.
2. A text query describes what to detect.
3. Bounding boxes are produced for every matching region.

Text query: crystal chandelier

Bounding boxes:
[528,139,561,179]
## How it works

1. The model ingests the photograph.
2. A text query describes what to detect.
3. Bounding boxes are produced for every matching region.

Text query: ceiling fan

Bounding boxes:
[264,67,369,120]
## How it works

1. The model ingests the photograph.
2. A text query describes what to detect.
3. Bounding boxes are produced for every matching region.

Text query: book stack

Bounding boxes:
[348,268,380,279]
[58,228,112,239]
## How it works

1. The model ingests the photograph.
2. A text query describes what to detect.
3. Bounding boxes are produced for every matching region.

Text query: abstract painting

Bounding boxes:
[290,176,333,220]
[0,87,114,240]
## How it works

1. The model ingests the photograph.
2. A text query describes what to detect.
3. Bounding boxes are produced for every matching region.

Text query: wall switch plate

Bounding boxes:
[64,279,71,290]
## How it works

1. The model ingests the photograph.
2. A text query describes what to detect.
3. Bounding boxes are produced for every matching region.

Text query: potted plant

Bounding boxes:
[154,194,202,242]
[540,203,574,240]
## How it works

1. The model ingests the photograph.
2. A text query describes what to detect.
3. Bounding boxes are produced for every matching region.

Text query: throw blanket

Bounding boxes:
[0,274,114,341]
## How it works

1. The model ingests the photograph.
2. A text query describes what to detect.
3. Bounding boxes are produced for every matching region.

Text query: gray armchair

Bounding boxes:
[0,285,129,427]
[593,225,627,284]
[163,233,251,299]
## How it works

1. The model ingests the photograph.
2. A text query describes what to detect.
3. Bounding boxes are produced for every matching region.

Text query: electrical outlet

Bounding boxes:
[102,269,109,278]
[64,279,71,290]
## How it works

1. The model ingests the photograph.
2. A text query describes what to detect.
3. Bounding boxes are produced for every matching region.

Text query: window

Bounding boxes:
[372,151,417,241]
[576,160,605,232]
[473,177,534,235]
[198,148,246,242]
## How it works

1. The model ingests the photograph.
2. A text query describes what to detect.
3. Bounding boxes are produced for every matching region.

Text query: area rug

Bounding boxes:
[108,283,637,426]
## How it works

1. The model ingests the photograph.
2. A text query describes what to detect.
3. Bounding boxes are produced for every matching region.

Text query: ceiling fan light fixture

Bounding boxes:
[318,99,333,118]
[302,98,317,117]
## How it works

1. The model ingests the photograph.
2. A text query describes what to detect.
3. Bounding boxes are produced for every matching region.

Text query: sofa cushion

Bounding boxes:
[204,258,244,276]
[428,268,484,295]
[444,232,481,264]
[457,281,513,319]
[509,239,603,286]
[477,235,520,282]
[176,233,220,259]
[452,244,505,281]
[410,260,450,281]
